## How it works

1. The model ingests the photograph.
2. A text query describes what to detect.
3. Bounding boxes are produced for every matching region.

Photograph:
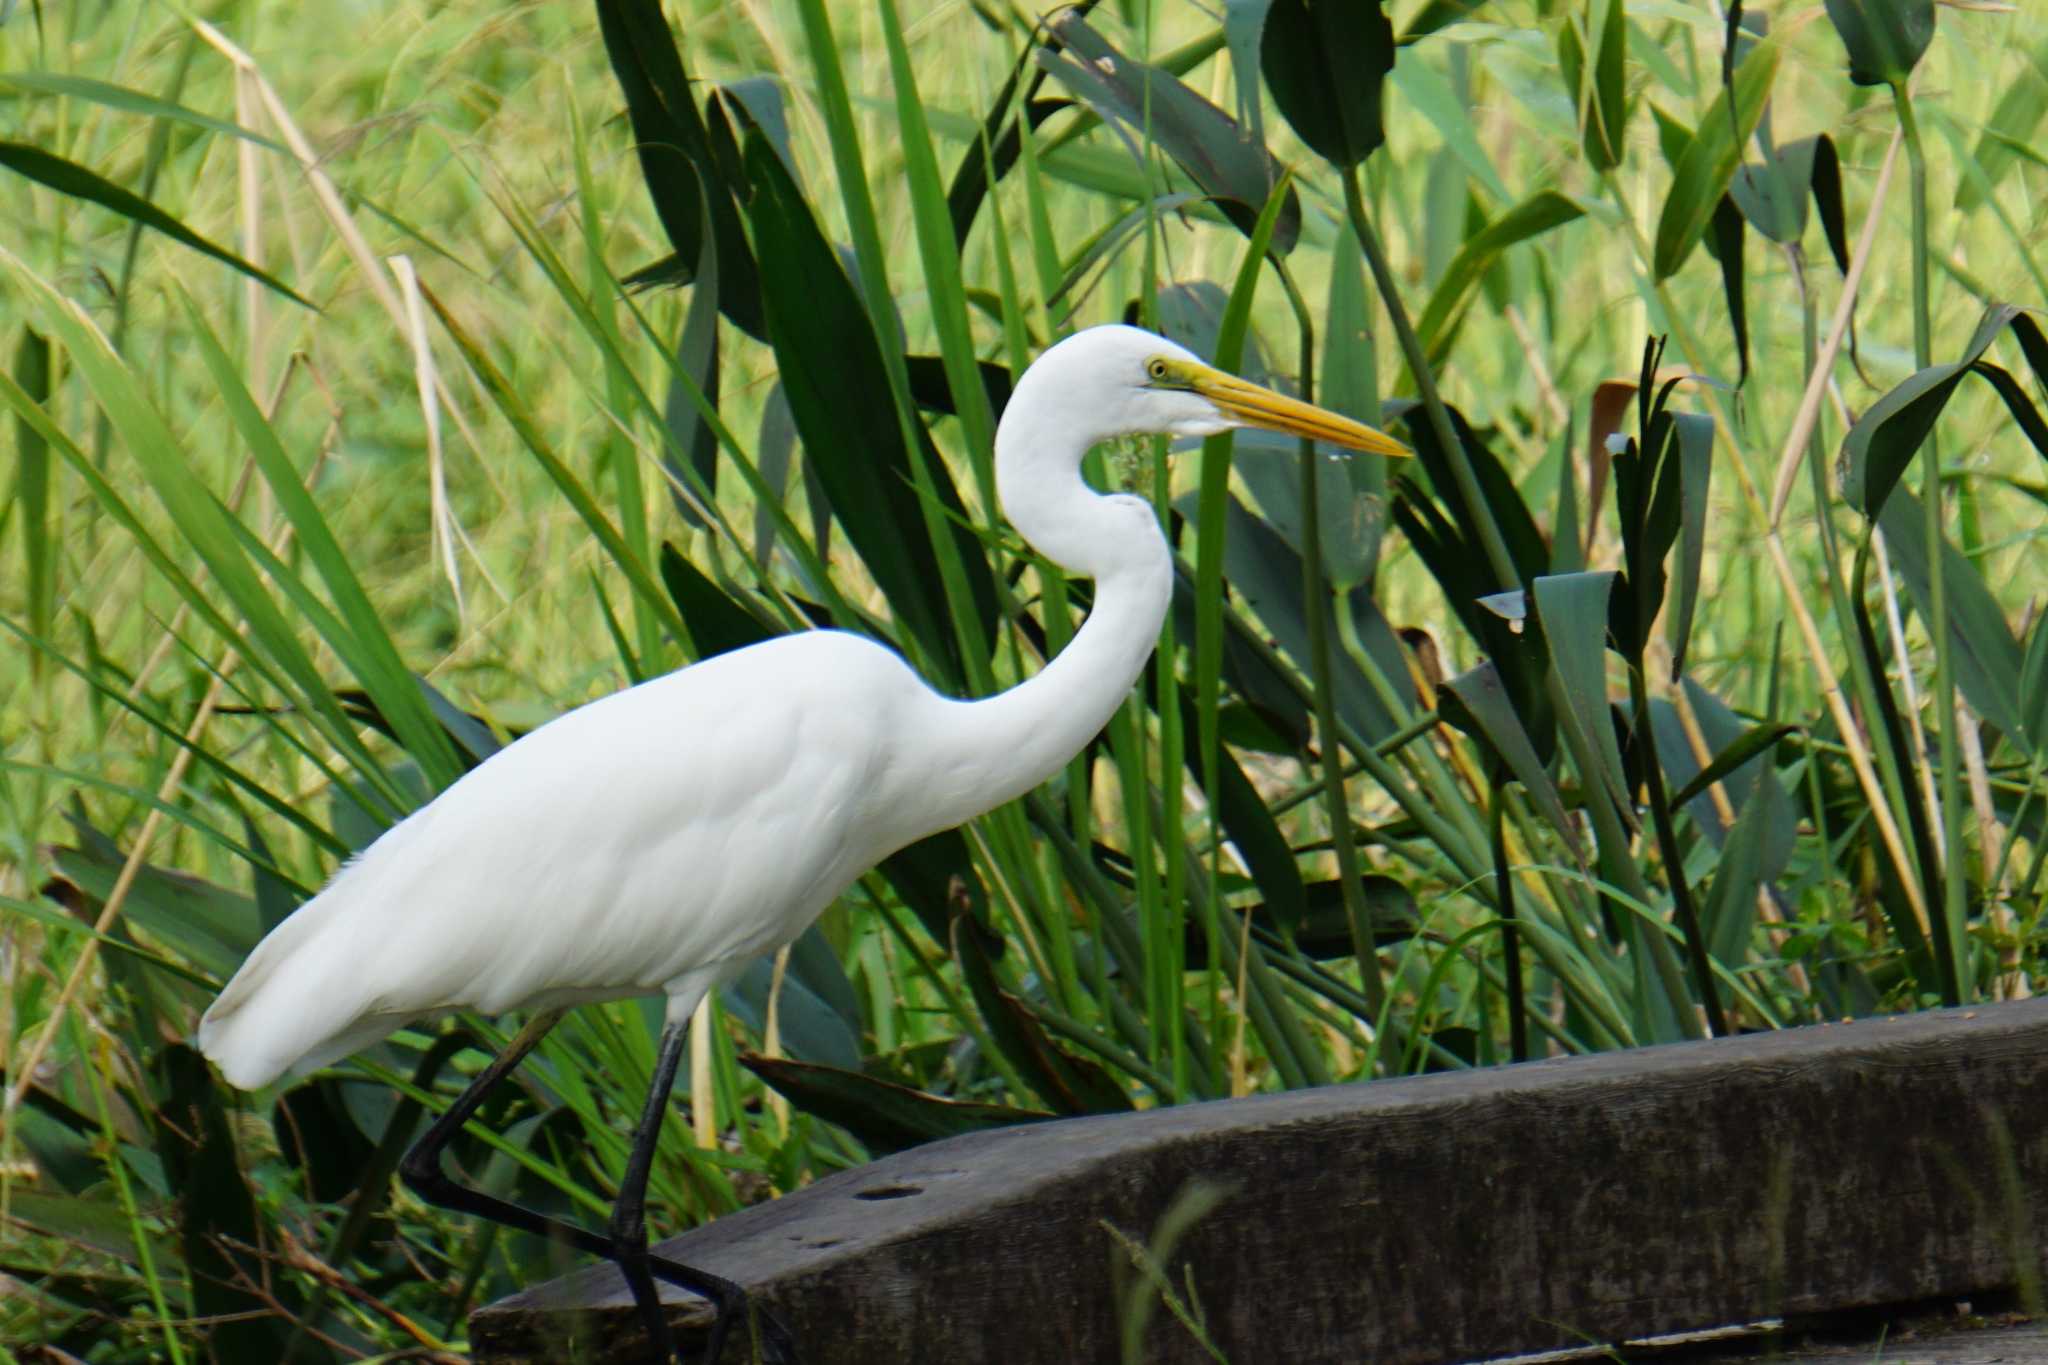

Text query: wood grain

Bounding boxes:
[472,1001,2048,1363]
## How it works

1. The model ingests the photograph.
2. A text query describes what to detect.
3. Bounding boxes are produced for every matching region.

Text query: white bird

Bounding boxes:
[197,323,1407,1364]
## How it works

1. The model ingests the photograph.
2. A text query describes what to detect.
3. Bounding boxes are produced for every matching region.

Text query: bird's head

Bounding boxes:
[1014,323,1410,458]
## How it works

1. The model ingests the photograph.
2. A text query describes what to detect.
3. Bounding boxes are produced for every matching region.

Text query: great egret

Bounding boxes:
[197,323,1407,1363]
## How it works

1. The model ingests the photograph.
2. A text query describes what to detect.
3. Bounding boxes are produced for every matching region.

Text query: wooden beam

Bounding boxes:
[472,1001,2048,1363]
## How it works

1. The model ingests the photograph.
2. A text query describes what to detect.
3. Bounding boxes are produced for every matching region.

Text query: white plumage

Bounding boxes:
[203,633,913,1085]
[198,323,1404,1094]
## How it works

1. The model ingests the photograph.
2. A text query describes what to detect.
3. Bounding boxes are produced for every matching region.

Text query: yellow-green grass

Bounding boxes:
[3,0,2047,1358]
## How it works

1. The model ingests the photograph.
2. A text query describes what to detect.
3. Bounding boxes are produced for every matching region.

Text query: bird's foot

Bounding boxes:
[642,1256,799,1365]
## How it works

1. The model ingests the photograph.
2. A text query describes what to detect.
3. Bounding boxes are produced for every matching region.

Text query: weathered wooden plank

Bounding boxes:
[1693,1306,2048,1363]
[472,1002,2048,1364]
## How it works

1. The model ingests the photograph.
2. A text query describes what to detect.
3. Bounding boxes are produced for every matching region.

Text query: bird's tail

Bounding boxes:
[197,883,389,1089]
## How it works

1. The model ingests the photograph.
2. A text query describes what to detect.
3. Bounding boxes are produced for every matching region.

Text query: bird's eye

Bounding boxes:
[1146,358,1171,382]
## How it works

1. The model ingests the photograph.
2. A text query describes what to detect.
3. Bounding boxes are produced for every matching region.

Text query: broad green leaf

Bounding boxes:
[416,679,501,765]
[237,812,300,936]
[724,941,864,1073]
[0,140,310,308]
[779,5,1007,696]
[658,541,774,661]
[663,174,720,530]
[1667,719,1798,813]
[718,78,797,179]
[786,921,864,1036]
[1652,680,1796,879]
[1552,425,1584,575]
[271,1078,378,1203]
[1532,571,1633,825]
[1705,194,1748,384]
[155,1045,297,1355]
[1422,157,1468,297]
[1843,305,2048,517]
[1556,0,1627,173]
[1320,222,1385,590]
[1174,682,1306,935]
[1261,0,1397,169]
[8,1099,100,1197]
[1151,279,1265,368]
[593,0,764,337]
[2023,614,2048,755]
[1385,397,1551,590]
[1823,0,1935,87]
[1224,0,1275,146]
[316,683,496,774]
[943,20,1224,247]
[1414,191,1584,367]
[1698,758,1771,965]
[3,1189,170,1266]
[740,1054,1052,1156]
[1651,37,1779,281]
[1196,493,1413,745]
[974,966,1142,1112]
[1169,568,1313,750]
[1664,411,1715,679]
[0,71,282,150]
[1808,134,1851,274]
[1440,661,1578,854]
[1876,490,2026,746]
[1730,135,1816,244]
[1231,432,1393,595]
[1650,102,1692,172]
[739,130,996,681]
[752,384,815,565]
[1185,875,1419,966]
[12,327,51,649]
[54,836,262,982]
[1390,476,1555,764]
[1042,12,1301,255]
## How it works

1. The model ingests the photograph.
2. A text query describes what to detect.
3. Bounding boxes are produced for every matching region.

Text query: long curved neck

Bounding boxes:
[935,392,1173,822]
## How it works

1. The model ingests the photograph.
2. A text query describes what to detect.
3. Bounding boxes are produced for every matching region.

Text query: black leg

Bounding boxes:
[607,1021,803,1365]
[397,1011,798,1363]
[613,1022,688,1362]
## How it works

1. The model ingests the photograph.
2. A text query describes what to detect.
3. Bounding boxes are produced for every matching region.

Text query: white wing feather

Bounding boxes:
[198,631,944,1088]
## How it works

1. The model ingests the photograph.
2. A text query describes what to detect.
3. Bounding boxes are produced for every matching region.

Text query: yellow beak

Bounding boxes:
[1187,365,1410,458]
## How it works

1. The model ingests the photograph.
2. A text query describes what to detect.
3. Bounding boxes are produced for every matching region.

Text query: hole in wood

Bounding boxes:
[851,1184,924,1201]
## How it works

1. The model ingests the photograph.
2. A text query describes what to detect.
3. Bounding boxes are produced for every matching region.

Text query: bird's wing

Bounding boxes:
[199,630,934,1087]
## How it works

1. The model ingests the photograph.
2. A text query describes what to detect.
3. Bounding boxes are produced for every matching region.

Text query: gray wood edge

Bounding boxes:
[473,1000,2048,1363]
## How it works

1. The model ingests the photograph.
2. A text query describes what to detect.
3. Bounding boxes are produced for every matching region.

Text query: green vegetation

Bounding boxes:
[4,0,2046,1358]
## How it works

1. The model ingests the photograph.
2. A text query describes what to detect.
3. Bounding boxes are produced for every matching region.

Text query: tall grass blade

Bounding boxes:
[11,327,51,655]
[177,293,464,789]
[1651,38,1779,280]
[0,141,310,307]
[592,0,764,337]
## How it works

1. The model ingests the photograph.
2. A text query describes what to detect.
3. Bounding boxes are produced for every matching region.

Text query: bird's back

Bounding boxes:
[199,631,944,1088]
